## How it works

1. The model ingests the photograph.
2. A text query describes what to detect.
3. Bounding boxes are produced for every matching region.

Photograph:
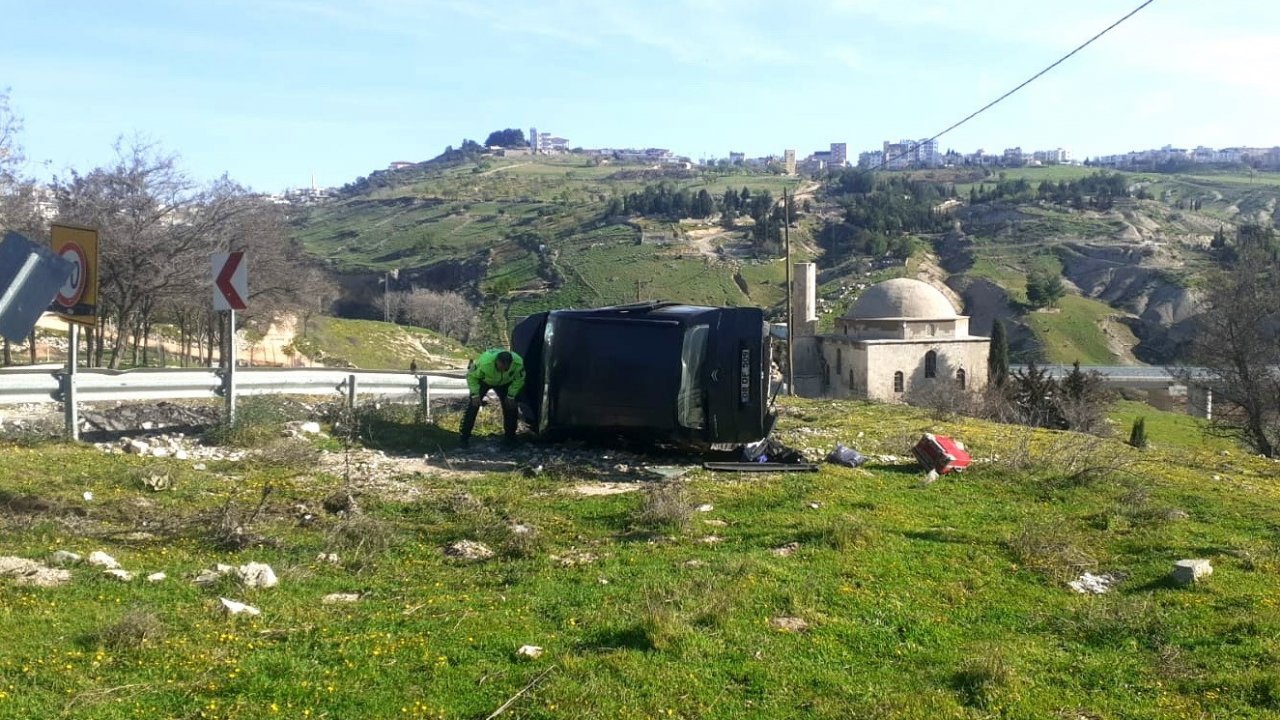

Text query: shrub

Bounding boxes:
[634,482,692,532]
[96,609,164,651]
[1128,416,1148,448]
[953,651,1020,709]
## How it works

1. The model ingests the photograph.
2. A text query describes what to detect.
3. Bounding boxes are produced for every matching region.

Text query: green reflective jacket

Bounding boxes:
[467,349,525,397]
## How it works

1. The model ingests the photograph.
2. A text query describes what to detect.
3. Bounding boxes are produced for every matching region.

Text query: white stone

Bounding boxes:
[444,540,494,562]
[193,463,207,471]
[104,568,134,581]
[82,491,94,502]
[150,447,170,458]
[322,593,362,604]
[1172,559,1212,587]
[125,440,149,454]
[237,562,279,589]
[146,572,167,583]
[696,504,714,512]
[88,551,121,570]
[316,553,341,565]
[1068,572,1124,594]
[48,550,82,566]
[174,449,190,460]
[299,421,322,434]
[219,597,261,616]
[516,645,544,659]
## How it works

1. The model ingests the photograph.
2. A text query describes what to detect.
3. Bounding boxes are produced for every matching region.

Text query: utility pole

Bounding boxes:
[784,188,794,395]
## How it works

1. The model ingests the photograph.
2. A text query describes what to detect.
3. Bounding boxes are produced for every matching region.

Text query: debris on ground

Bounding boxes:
[516,645,544,659]
[826,444,867,468]
[741,437,809,464]
[103,568,135,582]
[911,434,972,475]
[1068,572,1126,594]
[219,597,261,617]
[444,540,494,562]
[0,556,72,587]
[147,572,167,583]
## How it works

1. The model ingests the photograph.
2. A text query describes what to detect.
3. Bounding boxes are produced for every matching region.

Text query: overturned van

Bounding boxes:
[511,302,775,446]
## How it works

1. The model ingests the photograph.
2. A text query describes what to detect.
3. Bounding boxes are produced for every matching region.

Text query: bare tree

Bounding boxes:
[1188,253,1280,457]
[399,288,476,342]
[53,139,201,367]
[0,90,43,366]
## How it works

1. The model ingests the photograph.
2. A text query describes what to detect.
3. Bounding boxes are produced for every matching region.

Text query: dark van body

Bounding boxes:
[511,302,774,446]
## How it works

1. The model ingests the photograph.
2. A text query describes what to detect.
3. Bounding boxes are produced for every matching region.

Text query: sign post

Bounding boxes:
[50,224,99,441]
[213,252,248,424]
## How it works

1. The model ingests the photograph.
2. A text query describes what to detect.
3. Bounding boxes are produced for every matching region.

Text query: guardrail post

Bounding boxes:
[62,323,79,441]
[347,373,357,408]
[417,375,432,422]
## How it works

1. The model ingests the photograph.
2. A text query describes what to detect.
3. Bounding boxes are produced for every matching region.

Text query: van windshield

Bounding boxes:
[677,324,710,429]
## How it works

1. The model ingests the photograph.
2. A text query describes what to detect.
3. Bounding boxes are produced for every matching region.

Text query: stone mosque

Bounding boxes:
[790,265,990,402]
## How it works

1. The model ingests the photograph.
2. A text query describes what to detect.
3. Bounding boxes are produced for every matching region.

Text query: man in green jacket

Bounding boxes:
[459,348,525,448]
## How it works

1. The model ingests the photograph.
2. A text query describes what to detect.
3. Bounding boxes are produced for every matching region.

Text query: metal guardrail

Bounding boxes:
[1011,365,1213,383]
[0,366,470,408]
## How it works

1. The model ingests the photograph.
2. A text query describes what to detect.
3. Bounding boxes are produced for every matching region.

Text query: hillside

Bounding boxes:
[293,154,1280,364]
[3,398,1280,717]
[293,154,808,341]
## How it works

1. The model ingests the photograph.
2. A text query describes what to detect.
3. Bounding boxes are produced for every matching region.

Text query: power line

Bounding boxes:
[870,0,1158,172]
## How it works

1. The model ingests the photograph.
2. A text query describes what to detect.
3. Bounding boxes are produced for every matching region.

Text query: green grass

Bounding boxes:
[292,317,472,370]
[1022,294,1136,365]
[3,399,1280,718]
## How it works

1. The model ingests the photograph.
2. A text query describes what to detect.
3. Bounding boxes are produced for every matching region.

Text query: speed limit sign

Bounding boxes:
[49,224,99,326]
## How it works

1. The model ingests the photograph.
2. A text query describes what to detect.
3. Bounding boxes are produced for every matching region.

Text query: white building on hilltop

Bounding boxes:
[793,274,989,401]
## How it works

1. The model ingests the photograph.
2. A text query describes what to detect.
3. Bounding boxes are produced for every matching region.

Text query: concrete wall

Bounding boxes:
[861,339,989,402]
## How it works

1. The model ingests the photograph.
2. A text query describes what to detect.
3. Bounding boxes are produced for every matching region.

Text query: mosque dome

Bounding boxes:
[845,278,958,320]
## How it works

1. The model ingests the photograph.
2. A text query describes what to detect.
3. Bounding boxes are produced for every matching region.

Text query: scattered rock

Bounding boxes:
[703,519,728,527]
[193,463,208,471]
[510,523,535,536]
[322,492,360,515]
[1164,509,1190,521]
[237,562,279,589]
[48,550,82,566]
[124,439,150,455]
[0,556,71,587]
[552,550,598,567]
[82,491,94,502]
[316,553,341,565]
[103,568,134,582]
[1172,559,1212,587]
[807,502,821,510]
[516,645,544,659]
[140,472,174,492]
[193,563,236,586]
[444,540,494,562]
[299,421,322,435]
[683,559,706,568]
[88,551,121,570]
[219,597,261,617]
[570,483,640,496]
[696,504,714,512]
[771,542,801,557]
[147,572,167,583]
[697,535,723,544]
[1068,572,1126,595]
[769,616,809,632]
[322,592,362,604]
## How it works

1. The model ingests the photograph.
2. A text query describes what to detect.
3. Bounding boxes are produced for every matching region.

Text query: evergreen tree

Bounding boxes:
[1026,268,1066,309]
[1128,416,1149,449]
[988,319,1009,387]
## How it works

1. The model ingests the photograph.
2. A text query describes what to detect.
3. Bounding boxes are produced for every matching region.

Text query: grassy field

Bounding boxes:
[3,398,1280,718]
[1022,295,1137,365]
[292,317,473,370]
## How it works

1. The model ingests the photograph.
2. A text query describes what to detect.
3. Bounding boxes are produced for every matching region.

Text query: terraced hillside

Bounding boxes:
[295,154,1280,364]
[293,154,806,341]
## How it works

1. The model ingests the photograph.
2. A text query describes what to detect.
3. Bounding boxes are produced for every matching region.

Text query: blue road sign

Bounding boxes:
[0,231,75,343]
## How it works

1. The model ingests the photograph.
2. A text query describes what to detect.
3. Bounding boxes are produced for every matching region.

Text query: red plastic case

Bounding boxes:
[912,433,972,474]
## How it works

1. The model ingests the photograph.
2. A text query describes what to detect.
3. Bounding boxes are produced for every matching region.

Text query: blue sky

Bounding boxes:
[4,0,1277,192]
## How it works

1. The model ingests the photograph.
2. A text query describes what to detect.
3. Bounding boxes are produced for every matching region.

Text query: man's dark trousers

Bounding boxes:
[459,381,517,443]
